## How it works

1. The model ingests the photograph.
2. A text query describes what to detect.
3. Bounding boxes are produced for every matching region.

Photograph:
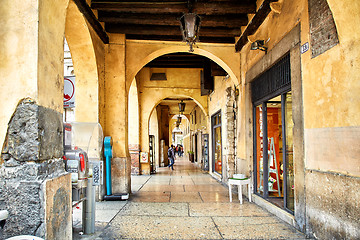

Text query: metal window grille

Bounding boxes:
[251,54,291,103]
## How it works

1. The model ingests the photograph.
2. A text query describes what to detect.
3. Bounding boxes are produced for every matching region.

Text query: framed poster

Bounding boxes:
[140,152,149,163]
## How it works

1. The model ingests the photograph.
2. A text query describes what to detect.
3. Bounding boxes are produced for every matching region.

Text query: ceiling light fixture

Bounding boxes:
[180,13,201,52]
[178,100,186,114]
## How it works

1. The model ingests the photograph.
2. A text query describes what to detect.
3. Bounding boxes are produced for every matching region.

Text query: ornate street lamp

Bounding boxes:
[180,13,201,52]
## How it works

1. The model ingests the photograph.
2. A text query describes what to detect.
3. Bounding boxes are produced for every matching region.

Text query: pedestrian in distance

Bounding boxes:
[167,144,176,170]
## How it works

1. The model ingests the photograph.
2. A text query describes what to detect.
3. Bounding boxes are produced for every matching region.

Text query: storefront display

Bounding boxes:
[212,111,222,175]
[252,54,294,213]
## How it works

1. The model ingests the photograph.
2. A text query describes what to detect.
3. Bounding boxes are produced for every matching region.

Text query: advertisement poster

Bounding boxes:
[64,76,75,108]
[140,152,149,163]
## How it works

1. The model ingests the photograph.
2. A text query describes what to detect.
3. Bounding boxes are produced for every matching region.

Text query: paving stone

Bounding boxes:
[189,202,271,217]
[100,216,222,239]
[140,184,184,192]
[170,192,203,202]
[74,157,308,240]
[118,202,188,217]
[217,222,307,239]
[130,191,171,202]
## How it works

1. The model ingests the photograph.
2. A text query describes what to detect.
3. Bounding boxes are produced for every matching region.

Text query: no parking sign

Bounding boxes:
[64,76,75,108]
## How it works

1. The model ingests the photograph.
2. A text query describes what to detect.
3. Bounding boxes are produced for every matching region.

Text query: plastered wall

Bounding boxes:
[136,67,208,154]
[65,1,102,123]
[208,76,235,179]
[238,0,360,238]
[0,0,69,148]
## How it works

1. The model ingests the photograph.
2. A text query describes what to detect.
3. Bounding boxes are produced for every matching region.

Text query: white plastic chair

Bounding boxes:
[228,174,252,204]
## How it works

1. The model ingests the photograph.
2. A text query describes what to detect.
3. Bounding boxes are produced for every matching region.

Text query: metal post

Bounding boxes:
[83,177,95,234]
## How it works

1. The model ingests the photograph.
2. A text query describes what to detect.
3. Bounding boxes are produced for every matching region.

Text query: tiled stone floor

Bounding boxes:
[73,156,308,239]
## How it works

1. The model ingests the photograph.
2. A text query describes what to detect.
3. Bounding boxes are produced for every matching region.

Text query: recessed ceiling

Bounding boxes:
[90,0,257,44]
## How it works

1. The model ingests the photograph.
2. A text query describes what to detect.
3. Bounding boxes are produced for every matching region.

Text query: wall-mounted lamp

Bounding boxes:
[180,13,201,52]
[251,40,268,53]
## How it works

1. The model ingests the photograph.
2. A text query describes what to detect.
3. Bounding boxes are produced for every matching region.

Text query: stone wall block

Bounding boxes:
[111,157,131,194]
[305,170,360,239]
[0,158,68,238]
[2,100,39,162]
[1,99,63,164]
[0,181,42,238]
[0,159,64,181]
[38,106,63,160]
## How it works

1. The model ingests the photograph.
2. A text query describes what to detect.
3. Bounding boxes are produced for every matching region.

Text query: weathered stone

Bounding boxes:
[38,106,63,160]
[1,99,63,163]
[305,170,360,239]
[112,157,131,194]
[2,99,39,162]
[0,159,65,181]
[44,174,72,240]
[0,158,68,238]
[0,181,42,238]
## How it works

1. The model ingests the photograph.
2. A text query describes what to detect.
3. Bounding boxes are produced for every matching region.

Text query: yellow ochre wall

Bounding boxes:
[239,0,360,176]
[238,0,360,238]
[0,0,69,147]
[303,1,360,176]
[65,1,105,124]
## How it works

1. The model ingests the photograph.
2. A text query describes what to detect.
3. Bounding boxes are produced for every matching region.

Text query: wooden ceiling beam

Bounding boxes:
[92,2,256,15]
[105,24,241,37]
[98,11,248,27]
[125,34,235,43]
[98,12,248,28]
[235,0,277,52]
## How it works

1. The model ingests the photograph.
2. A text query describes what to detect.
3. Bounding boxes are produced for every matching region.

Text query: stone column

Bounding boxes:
[225,87,236,182]
[0,0,71,239]
[129,144,140,175]
[104,34,131,194]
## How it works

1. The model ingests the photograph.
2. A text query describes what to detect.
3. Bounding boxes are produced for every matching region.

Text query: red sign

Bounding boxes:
[64,77,75,108]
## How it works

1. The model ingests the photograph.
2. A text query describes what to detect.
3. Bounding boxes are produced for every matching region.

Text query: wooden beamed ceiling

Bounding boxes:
[90,0,257,44]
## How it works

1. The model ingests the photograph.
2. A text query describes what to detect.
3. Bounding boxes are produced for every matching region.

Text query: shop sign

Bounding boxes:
[64,76,75,108]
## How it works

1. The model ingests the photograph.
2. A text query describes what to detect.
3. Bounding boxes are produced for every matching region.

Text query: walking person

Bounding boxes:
[167,144,176,170]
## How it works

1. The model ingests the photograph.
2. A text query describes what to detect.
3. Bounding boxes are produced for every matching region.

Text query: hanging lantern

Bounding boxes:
[178,100,186,113]
[177,115,182,124]
[180,13,201,52]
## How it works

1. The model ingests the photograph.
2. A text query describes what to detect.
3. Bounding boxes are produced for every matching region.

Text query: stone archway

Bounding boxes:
[125,42,241,95]
[65,1,102,123]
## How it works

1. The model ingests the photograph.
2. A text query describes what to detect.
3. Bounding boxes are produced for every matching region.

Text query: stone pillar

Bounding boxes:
[0,0,71,239]
[104,34,131,194]
[129,144,140,175]
[225,87,236,182]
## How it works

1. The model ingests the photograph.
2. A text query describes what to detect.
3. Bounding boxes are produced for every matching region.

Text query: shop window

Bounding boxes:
[212,111,222,175]
[252,53,294,213]
[254,93,294,213]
